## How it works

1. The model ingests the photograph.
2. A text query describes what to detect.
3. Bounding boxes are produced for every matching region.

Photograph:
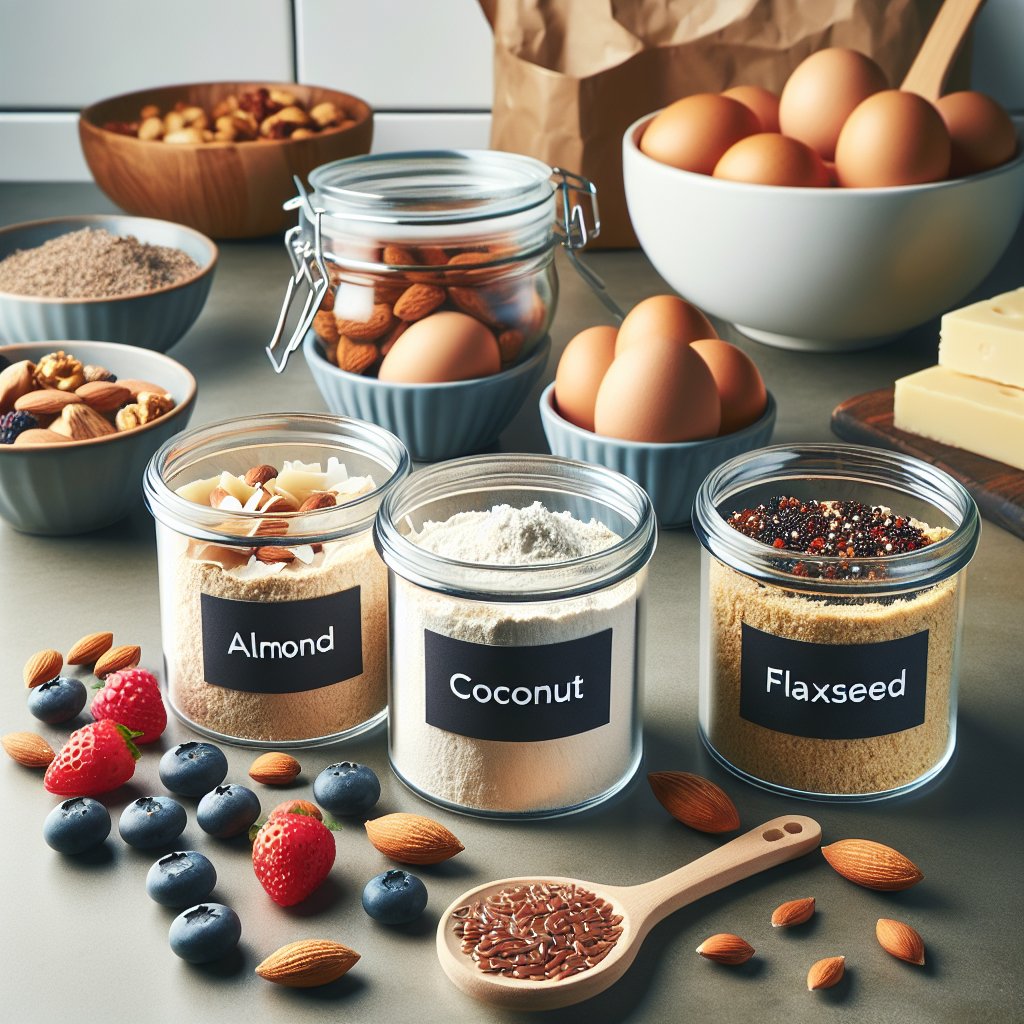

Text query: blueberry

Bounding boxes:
[43,797,111,855]
[362,868,428,925]
[28,676,88,725]
[196,784,261,839]
[168,903,241,964]
[119,796,187,849]
[147,851,217,908]
[159,742,228,797]
[313,761,381,816]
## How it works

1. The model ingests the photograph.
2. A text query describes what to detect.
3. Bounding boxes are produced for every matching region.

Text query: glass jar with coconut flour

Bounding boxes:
[374,454,657,818]
[144,413,409,747]
[693,444,980,801]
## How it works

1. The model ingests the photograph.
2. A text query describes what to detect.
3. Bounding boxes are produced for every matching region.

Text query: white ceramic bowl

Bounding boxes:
[304,331,550,463]
[623,116,1024,351]
[0,340,197,535]
[0,215,216,351]
[539,383,776,527]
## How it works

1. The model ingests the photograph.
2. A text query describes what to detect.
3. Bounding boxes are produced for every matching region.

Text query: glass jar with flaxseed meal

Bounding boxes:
[692,443,980,801]
[144,413,409,747]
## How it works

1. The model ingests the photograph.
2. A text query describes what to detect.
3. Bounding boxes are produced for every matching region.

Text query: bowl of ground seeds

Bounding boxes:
[0,215,216,351]
[692,443,980,802]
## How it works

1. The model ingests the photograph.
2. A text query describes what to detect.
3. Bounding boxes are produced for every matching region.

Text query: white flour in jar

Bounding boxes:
[389,502,644,815]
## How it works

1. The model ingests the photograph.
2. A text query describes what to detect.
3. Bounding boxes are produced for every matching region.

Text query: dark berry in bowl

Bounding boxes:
[0,410,38,444]
[169,903,241,964]
[43,796,111,855]
[197,784,261,839]
[159,741,228,797]
[362,868,428,925]
[28,676,88,724]
[313,761,380,816]
[147,850,217,908]
[119,795,187,849]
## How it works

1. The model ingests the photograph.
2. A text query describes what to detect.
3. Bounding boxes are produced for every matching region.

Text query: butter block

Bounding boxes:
[939,287,1024,389]
[893,365,1024,471]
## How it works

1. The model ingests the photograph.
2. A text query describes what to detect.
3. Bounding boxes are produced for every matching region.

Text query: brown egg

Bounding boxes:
[835,90,951,187]
[779,48,888,161]
[690,339,767,434]
[935,91,1017,177]
[615,295,717,357]
[713,133,831,187]
[640,94,760,175]
[594,335,720,443]
[378,311,500,383]
[554,325,618,432]
[722,86,781,133]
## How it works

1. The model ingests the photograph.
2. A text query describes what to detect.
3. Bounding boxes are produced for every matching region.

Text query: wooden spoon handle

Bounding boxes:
[901,0,985,101]
[622,814,821,928]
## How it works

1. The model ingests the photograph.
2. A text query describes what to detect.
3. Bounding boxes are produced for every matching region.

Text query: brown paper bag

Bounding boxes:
[480,0,968,248]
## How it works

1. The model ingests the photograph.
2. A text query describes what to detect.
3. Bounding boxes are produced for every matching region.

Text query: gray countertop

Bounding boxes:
[0,183,1021,1024]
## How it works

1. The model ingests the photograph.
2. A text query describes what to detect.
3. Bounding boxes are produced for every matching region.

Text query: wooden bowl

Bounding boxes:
[79,82,373,239]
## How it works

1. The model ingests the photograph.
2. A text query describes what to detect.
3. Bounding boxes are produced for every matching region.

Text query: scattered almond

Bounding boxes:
[335,335,379,374]
[875,918,926,966]
[250,518,290,538]
[394,283,446,321]
[249,751,301,785]
[52,403,117,440]
[807,955,846,991]
[313,309,340,345]
[696,933,755,965]
[23,648,62,688]
[298,492,337,512]
[255,939,360,987]
[497,328,524,364]
[94,644,141,678]
[13,428,71,445]
[382,244,417,266]
[771,897,816,928]
[75,380,132,412]
[336,303,394,342]
[261,494,299,514]
[647,771,740,833]
[14,389,84,417]
[67,631,114,666]
[364,812,464,864]
[117,378,167,398]
[2,731,56,768]
[821,839,923,891]
[0,360,36,413]
[270,799,322,820]
[255,546,295,564]
[244,464,279,487]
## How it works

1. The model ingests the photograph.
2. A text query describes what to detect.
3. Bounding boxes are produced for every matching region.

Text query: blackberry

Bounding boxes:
[0,410,38,444]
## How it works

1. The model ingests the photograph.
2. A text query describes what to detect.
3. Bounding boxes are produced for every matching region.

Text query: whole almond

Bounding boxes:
[0,360,36,413]
[383,244,417,266]
[250,518,290,538]
[24,648,62,688]
[364,812,464,864]
[256,939,360,987]
[822,839,923,891]
[876,918,926,966]
[648,771,740,833]
[448,285,501,327]
[336,335,378,374]
[336,303,394,342]
[14,428,72,446]
[209,486,243,511]
[75,380,132,412]
[807,956,846,991]
[52,403,117,440]
[298,492,337,512]
[244,464,279,487]
[696,933,755,965]
[249,751,301,785]
[261,494,299,514]
[2,731,56,768]
[94,644,141,678]
[313,309,340,345]
[394,283,446,321]
[117,378,167,398]
[255,546,295,564]
[416,245,449,266]
[771,897,816,928]
[67,631,114,666]
[270,799,323,821]
[497,328,525,365]
[15,389,84,416]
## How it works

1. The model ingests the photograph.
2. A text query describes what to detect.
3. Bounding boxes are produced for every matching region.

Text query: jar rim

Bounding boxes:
[374,453,657,601]
[144,412,411,545]
[307,150,556,225]
[692,442,980,592]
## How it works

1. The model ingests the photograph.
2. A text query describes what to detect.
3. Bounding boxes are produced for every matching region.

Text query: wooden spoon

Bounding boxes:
[901,0,985,101]
[436,813,821,1011]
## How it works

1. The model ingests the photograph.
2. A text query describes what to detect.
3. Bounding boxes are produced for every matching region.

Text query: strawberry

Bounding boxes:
[252,810,336,906]
[44,720,141,796]
[90,668,167,744]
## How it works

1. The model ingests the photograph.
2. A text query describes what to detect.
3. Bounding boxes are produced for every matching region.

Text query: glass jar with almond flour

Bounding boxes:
[144,413,409,747]
[374,454,657,818]
[692,444,980,801]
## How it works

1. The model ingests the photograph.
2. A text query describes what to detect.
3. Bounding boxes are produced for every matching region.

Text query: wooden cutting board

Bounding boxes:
[831,387,1024,540]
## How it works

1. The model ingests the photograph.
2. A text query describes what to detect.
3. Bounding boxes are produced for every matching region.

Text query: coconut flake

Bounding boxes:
[242,488,264,512]
[290,544,316,565]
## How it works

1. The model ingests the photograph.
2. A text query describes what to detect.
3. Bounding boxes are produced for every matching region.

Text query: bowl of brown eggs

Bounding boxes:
[623,48,1024,351]
[540,295,775,526]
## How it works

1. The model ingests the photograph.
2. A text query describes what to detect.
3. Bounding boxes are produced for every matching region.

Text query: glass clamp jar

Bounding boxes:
[373,454,657,819]
[144,413,410,748]
[692,443,980,802]
[265,152,607,374]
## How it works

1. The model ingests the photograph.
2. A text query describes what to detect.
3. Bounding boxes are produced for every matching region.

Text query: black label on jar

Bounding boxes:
[200,589,363,694]
[739,623,928,740]
[423,628,613,742]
